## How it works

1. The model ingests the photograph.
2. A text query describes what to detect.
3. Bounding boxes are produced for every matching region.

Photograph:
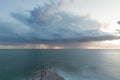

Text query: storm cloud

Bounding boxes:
[0,0,120,45]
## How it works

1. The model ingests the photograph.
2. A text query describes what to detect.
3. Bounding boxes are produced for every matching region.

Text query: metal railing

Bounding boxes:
[27,64,51,80]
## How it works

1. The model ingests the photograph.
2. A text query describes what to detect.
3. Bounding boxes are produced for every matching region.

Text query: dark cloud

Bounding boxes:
[0,0,120,45]
[117,21,120,25]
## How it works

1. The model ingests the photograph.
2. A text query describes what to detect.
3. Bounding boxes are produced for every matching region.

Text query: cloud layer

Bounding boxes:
[0,0,120,46]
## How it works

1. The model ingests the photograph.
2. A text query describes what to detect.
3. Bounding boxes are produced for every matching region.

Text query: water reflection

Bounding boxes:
[100,52,120,80]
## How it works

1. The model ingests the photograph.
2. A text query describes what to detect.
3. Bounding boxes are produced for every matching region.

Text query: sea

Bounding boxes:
[0,49,120,80]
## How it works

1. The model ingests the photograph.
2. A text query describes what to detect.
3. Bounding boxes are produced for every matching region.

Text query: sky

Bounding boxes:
[0,0,120,49]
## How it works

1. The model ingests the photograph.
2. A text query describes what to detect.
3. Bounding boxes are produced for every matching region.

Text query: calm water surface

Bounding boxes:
[0,49,120,80]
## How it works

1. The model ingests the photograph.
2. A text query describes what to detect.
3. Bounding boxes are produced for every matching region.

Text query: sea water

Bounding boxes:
[0,49,120,80]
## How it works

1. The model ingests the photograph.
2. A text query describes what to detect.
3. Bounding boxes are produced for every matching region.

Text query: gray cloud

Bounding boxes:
[0,0,120,45]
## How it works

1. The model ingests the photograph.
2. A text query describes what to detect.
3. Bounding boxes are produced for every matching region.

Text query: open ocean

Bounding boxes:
[0,49,120,80]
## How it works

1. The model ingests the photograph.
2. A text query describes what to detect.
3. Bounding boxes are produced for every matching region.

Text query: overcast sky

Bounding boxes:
[0,0,120,49]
